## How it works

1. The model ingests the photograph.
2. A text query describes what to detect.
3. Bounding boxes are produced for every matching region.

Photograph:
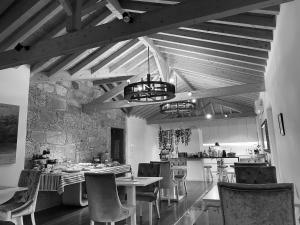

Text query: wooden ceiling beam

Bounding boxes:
[0,1,62,51]
[251,5,280,15]
[153,40,266,66]
[58,0,73,16]
[0,0,290,70]
[0,0,51,43]
[30,9,112,76]
[90,39,140,74]
[66,0,83,32]
[147,111,256,124]
[138,36,170,81]
[170,58,265,83]
[209,97,253,113]
[188,22,273,41]
[161,29,270,51]
[84,83,265,110]
[173,69,195,91]
[43,12,115,77]
[93,75,134,85]
[109,45,146,72]
[212,13,276,30]
[150,33,268,59]
[160,48,265,74]
[64,43,115,75]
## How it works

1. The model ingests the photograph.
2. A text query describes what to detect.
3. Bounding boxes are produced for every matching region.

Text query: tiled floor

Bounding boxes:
[17,181,212,225]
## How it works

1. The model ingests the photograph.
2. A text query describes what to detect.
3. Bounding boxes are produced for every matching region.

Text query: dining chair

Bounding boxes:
[235,166,277,184]
[218,182,295,225]
[136,163,160,225]
[234,162,267,167]
[150,161,179,206]
[170,158,188,195]
[0,170,42,225]
[85,173,135,225]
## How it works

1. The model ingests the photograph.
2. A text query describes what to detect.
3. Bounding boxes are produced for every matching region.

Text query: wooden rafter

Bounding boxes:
[92,75,134,85]
[138,36,169,81]
[161,29,271,51]
[0,0,291,70]
[150,33,268,59]
[154,40,266,66]
[147,111,256,124]
[209,98,253,113]
[84,83,265,110]
[90,39,139,74]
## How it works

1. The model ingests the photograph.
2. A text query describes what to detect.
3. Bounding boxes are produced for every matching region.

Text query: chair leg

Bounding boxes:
[30,213,36,225]
[139,203,143,217]
[183,180,187,195]
[155,199,160,218]
[111,222,115,225]
[210,169,213,182]
[175,186,179,201]
[15,217,24,225]
[148,202,153,225]
[167,189,171,206]
[90,220,94,225]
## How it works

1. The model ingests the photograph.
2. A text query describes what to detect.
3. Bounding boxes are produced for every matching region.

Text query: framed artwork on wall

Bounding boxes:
[0,103,19,164]
[278,113,285,136]
[261,119,270,153]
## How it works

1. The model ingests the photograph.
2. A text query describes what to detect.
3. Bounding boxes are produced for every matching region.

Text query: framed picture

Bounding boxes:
[0,103,19,164]
[261,120,270,152]
[278,113,285,136]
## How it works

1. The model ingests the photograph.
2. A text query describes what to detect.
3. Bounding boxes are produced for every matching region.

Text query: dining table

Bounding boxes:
[116,176,163,225]
[0,186,28,204]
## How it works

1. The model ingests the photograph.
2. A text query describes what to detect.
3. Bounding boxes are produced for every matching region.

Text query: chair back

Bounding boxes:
[218,182,295,225]
[150,161,173,189]
[85,173,125,222]
[235,166,277,184]
[13,170,41,210]
[234,162,267,167]
[137,163,160,192]
[169,158,187,178]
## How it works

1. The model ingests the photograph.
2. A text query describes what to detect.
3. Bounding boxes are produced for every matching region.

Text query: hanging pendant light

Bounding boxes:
[160,101,196,115]
[124,47,175,102]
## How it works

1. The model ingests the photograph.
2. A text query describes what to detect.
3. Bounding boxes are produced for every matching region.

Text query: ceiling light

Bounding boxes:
[206,113,212,119]
[192,99,196,103]
[169,78,175,83]
[188,92,192,97]
[124,47,175,102]
[127,79,130,83]
[224,114,228,118]
[160,101,195,115]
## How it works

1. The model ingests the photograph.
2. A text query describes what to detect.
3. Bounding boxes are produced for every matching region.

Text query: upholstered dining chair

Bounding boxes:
[136,163,160,225]
[218,182,295,225]
[235,166,277,184]
[0,170,42,225]
[85,173,135,225]
[150,161,179,206]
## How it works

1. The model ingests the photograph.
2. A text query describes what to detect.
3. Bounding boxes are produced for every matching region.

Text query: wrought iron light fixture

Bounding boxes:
[124,48,175,102]
[160,101,196,115]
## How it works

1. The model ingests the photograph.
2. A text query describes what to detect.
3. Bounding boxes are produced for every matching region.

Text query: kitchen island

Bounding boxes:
[186,157,239,181]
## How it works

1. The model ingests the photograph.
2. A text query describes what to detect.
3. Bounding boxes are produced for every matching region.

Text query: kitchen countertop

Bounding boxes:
[186,156,239,160]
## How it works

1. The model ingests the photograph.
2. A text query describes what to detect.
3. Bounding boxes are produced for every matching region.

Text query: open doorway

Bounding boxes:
[111,128,125,164]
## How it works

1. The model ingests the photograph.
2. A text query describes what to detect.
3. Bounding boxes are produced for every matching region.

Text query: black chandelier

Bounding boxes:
[124,48,175,102]
[160,101,196,115]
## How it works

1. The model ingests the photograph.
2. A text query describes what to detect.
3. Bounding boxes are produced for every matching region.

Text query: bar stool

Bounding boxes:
[204,165,213,182]
[228,165,236,183]
[218,165,229,182]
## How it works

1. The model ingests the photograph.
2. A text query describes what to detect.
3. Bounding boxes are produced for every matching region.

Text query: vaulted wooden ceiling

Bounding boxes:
[0,0,292,123]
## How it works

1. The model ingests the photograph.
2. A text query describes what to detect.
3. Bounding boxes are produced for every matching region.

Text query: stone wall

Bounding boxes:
[25,80,126,168]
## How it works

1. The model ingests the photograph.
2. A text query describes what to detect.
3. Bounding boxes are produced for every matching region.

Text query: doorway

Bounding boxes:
[111,128,125,164]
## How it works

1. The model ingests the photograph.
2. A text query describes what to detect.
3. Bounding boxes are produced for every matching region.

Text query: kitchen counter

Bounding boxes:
[186,156,239,160]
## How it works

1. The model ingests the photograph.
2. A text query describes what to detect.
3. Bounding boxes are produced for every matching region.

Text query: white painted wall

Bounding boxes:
[0,66,30,186]
[259,0,300,205]
[126,117,157,174]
